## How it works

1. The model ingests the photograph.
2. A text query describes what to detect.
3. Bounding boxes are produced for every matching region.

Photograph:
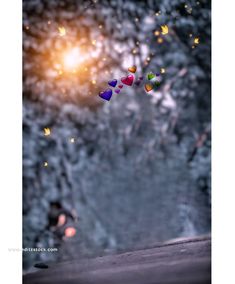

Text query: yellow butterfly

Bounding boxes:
[161,25,169,35]
[44,128,51,136]
[58,26,66,37]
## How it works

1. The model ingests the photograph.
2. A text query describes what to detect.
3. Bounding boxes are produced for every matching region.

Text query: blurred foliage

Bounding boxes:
[23,0,211,270]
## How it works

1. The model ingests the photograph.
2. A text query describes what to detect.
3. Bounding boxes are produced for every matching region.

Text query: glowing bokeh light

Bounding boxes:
[63,47,82,71]
[57,214,66,227]
[64,227,76,238]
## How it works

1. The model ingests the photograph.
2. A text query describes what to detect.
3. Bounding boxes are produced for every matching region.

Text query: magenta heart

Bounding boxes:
[115,89,120,94]
[118,85,123,89]
[121,75,134,86]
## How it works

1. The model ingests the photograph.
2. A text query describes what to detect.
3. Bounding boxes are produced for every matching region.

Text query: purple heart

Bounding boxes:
[134,80,141,86]
[108,79,117,88]
[99,89,112,101]
[156,73,160,77]
[139,76,144,80]
[115,89,120,94]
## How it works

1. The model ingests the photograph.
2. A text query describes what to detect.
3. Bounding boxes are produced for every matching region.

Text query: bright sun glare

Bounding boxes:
[63,47,82,70]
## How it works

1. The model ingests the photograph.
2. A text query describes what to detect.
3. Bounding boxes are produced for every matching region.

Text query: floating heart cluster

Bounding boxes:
[98,65,163,101]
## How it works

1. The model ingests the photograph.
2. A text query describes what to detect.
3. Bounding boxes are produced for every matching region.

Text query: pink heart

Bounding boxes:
[121,75,134,86]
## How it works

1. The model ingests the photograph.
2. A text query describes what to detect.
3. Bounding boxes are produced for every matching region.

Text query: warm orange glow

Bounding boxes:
[63,47,82,71]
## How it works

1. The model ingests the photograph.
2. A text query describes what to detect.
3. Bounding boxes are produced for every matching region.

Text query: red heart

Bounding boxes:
[121,75,134,86]
[118,85,123,89]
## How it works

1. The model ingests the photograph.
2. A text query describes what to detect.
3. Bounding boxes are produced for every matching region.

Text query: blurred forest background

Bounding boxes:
[23,0,211,271]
